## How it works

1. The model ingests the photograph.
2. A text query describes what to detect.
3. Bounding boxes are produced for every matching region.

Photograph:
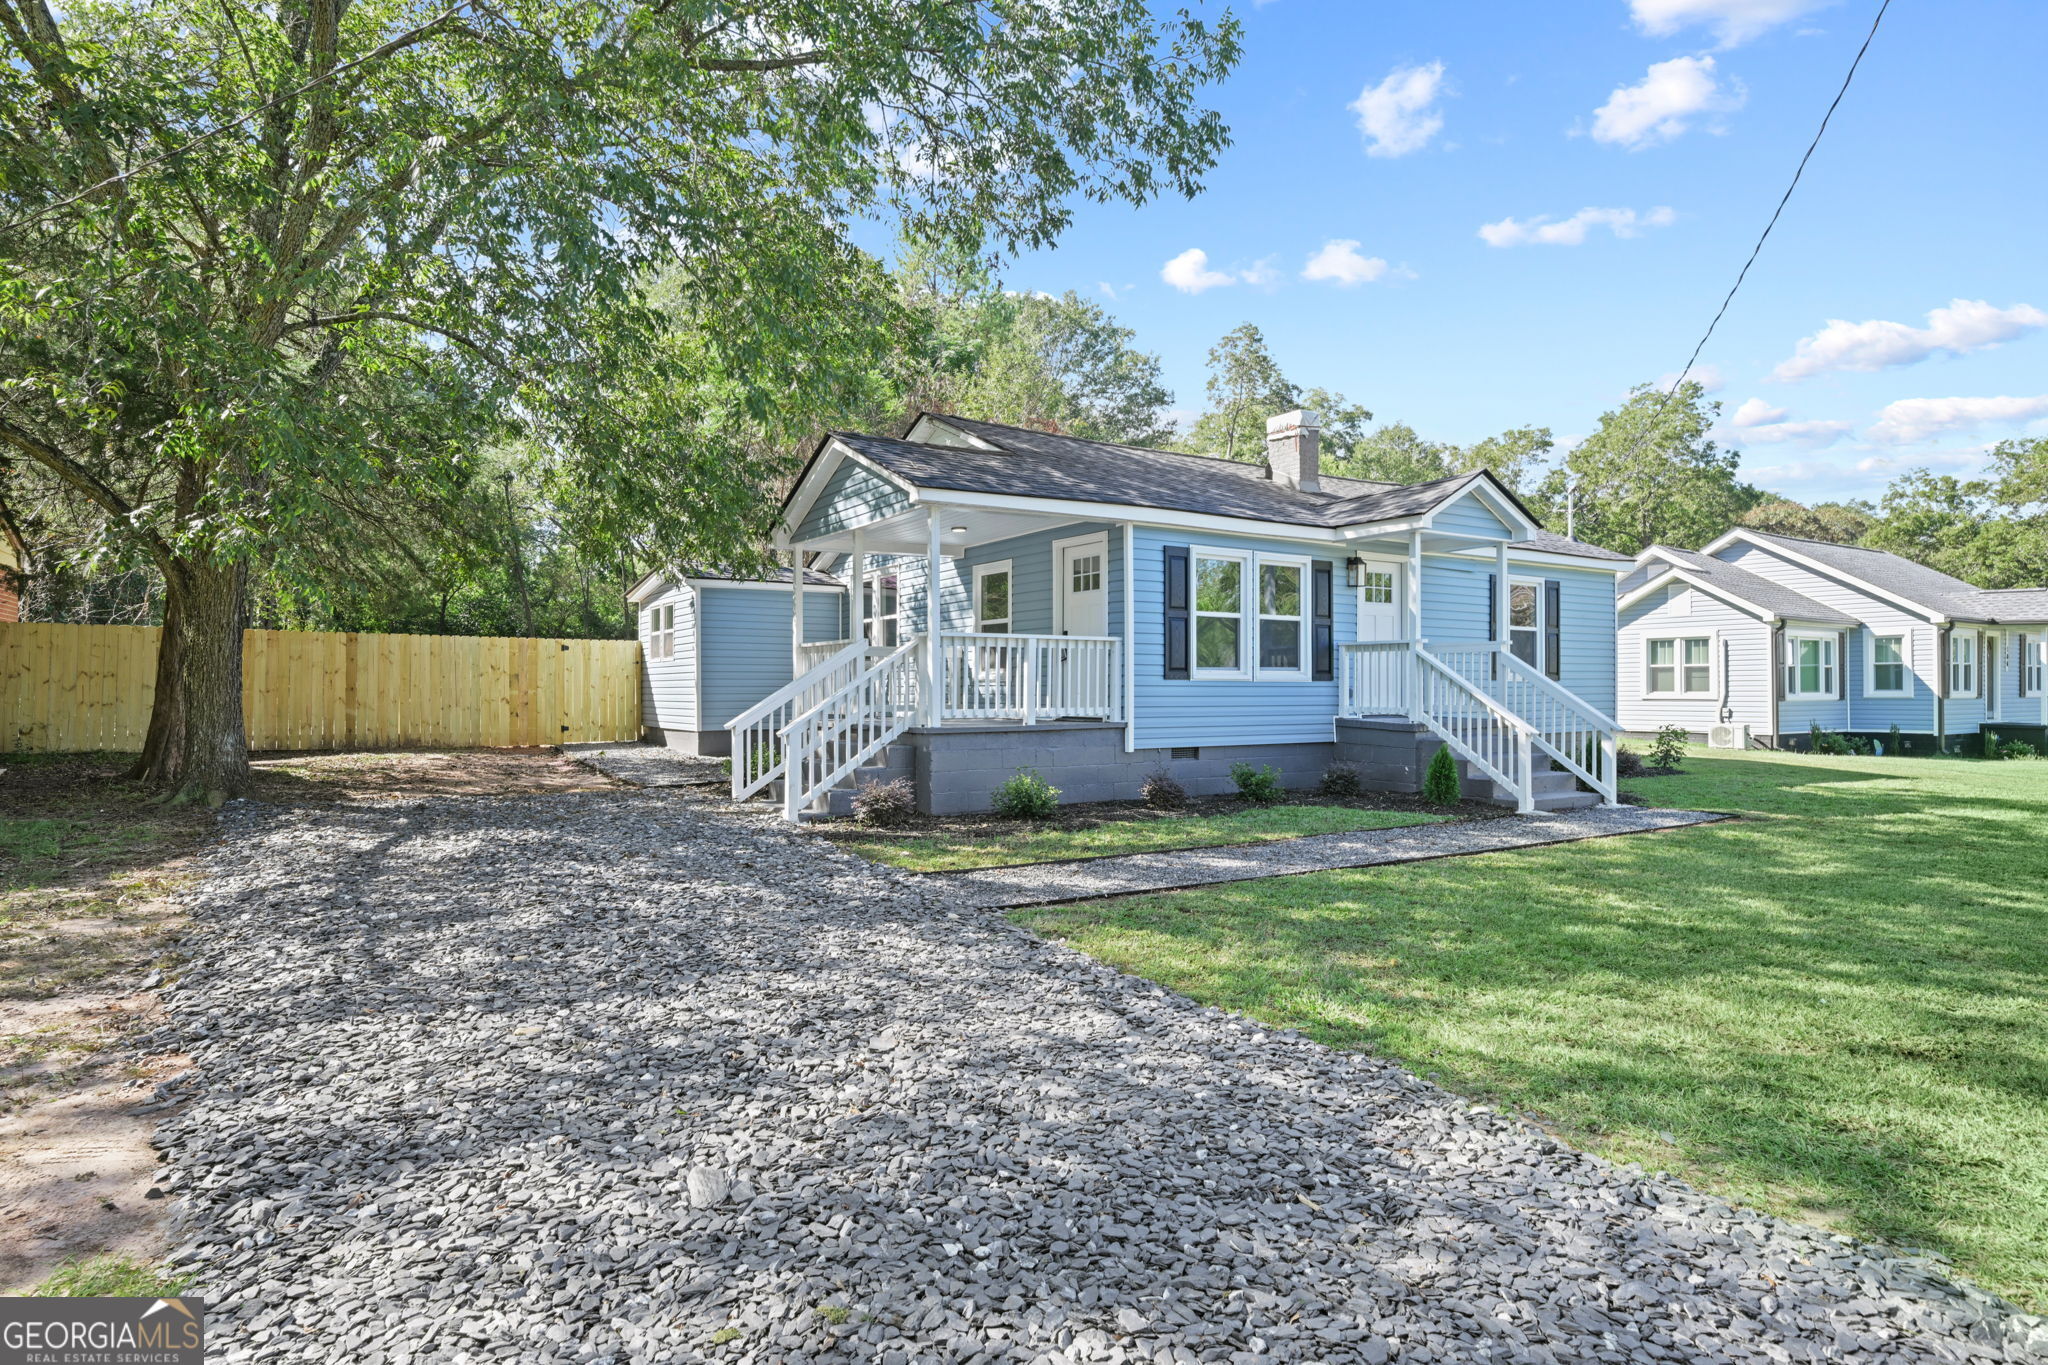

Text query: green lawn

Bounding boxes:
[841,806,1449,872]
[1018,748,2048,1309]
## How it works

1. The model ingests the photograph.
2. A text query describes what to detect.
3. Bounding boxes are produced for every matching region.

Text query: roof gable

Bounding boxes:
[1620,545,1856,624]
[1704,529,2003,622]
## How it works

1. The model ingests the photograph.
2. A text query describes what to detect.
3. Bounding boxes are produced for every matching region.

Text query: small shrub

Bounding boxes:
[718,756,734,778]
[1318,762,1363,797]
[1646,724,1688,770]
[849,776,916,826]
[1887,723,1905,756]
[1228,761,1285,805]
[990,767,1061,819]
[1422,744,1461,805]
[1996,738,2040,760]
[1614,743,1645,779]
[1140,768,1188,810]
[1807,722,1854,756]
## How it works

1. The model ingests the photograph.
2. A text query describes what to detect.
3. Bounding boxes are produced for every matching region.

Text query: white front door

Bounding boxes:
[1354,561,1402,641]
[1055,534,1109,636]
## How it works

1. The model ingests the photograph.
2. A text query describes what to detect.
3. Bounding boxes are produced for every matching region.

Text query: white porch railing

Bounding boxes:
[796,639,854,673]
[780,637,922,820]
[726,640,870,800]
[1431,642,1621,805]
[937,632,1122,723]
[1338,640,1619,812]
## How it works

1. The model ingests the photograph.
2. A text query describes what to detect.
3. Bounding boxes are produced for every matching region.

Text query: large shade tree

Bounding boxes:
[0,0,1240,797]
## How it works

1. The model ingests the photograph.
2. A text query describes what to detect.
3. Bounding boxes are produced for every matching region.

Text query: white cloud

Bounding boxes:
[1868,394,2048,444]
[1590,56,1744,149]
[1629,0,1836,47]
[1731,397,1785,426]
[1727,396,1850,446]
[1160,248,1237,294]
[1350,61,1448,158]
[1654,363,1725,394]
[1478,205,1675,247]
[1301,239,1389,287]
[1772,299,2048,381]
[1855,450,1990,475]
[1239,256,1282,289]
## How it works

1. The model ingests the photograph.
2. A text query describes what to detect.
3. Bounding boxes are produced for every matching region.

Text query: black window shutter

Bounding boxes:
[1486,573,1497,642]
[1163,546,1191,680]
[1773,630,1785,700]
[1311,561,1334,681]
[1543,579,1563,680]
[1837,631,1849,699]
[2022,632,2031,696]
[1936,626,1950,699]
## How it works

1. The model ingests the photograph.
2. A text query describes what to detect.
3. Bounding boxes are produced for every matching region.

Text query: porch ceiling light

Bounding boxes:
[1345,554,1370,588]
[949,525,968,534]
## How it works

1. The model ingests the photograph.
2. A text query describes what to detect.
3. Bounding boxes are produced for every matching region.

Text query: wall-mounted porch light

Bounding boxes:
[1344,554,1370,588]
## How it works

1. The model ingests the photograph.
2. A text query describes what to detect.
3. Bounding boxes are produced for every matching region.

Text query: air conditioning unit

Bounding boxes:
[1708,723,1750,750]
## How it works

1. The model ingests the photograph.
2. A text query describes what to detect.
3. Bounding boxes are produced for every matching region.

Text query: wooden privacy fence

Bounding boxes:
[0,622,643,754]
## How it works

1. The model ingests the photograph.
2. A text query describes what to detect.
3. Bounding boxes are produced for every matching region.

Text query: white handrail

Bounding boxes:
[779,636,922,820]
[727,639,869,800]
[1489,649,1621,805]
[1338,641,1536,813]
[938,632,1122,723]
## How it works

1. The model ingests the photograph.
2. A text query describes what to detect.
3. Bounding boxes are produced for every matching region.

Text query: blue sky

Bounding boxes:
[991,0,2048,503]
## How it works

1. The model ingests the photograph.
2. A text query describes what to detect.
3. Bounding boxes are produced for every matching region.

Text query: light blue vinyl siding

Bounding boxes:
[1616,583,1772,734]
[1429,491,1514,541]
[1419,556,1619,718]
[1715,541,1946,734]
[1132,526,1355,749]
[793,459,910,540]
[837,522,1124,641]
[638,580,698,732]
[694,586,849,728]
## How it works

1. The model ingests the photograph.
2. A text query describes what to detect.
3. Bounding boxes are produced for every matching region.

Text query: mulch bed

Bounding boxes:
[810,787,1506,845]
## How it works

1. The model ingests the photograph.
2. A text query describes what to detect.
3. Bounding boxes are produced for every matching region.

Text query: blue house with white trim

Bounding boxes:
[1616,530,2048,753]
[724,410,1634,818]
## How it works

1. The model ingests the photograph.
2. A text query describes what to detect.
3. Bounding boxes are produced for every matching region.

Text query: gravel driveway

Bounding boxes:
[155,787,2044,1364]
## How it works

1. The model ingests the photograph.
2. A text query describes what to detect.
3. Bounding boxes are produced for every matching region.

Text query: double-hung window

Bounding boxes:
[1867,634,1908,696]
[1785,635,1836,697]
[1947,633,1977,697]
[2027,637,2046,697]
[863,575,900,646]
[645,603,675,660]
[1256,557,1308,677]
[1190,548,1311,680]
[973,561,1012,633]
[1193,551,1248,677]
[1644,637,1712,696]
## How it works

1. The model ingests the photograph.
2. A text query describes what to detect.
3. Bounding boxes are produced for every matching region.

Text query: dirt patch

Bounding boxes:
[811,786,1506,849]
[0,745,617,1291]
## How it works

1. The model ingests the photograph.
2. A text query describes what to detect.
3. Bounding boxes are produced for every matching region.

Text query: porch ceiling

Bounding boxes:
[788,503,1095,556]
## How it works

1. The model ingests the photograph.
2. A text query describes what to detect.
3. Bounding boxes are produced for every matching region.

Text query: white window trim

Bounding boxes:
[1785,631,1838,698]
[1253,551,1312,681]
[1190,545,1252,681]
[2025,636,2046,698]
[1641,633,1717,699]
[972,559,1013,633]
[1947,632,1978,699]
[1863,631,1910,698]
[1507,575,1547,674]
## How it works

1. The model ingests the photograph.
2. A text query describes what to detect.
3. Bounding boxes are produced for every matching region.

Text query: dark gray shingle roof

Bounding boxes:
[1734,531,2045,622]
[1634,545,1857,625]
[1513,529,1632,562]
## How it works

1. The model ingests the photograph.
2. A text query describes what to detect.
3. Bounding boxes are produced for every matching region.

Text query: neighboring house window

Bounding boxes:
[1785,635,1836,697]
[1193,551,1247,677]
[864,575,900,646]
[1644,637,1712,696]
[1256,557,1308,677]
[2027,637,2046,696]
[1867,634,1908,696]
[973,561,1012,633]
[1359,570,1394,604]
[1947,633,1976,697]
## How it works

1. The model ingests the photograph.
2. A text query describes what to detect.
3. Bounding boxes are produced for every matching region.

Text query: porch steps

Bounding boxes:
[1459,753,1601,812]
[759,741,915,820]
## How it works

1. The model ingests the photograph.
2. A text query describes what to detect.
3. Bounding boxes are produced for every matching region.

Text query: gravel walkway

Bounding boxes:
[151,787,2045,1364]
[566,742,727,788]
[927,805,1728,908]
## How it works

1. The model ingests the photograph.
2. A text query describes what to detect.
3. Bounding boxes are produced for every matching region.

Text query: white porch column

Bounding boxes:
[1406,531,1424,643]
[1494,541,1511,650]
[924,508,944,724]
[850,529,867,647]
[790,548,805,671]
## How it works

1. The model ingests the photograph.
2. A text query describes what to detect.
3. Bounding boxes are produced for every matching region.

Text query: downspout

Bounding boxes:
[1769,621,1784,750]
[1935,624,1949,753]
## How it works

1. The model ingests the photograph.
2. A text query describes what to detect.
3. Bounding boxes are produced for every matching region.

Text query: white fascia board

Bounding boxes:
[777,441,921,546]
[926,489,1355,543]
[686,578,847,593]
[625,569,668,603]
[1703,529,1948,624]
[906,414,1004,449]
[1617,569,1776,622]
[1449,545,1631,575]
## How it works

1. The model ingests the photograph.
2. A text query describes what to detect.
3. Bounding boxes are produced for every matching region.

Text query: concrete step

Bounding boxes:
[1529,789,1602,812]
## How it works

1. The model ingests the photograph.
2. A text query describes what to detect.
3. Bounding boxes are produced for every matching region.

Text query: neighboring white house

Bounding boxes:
[1617,530,2048,753]
[627,566,848,755]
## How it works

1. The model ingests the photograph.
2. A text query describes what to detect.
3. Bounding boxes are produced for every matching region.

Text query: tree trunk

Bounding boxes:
[133,560,251,801]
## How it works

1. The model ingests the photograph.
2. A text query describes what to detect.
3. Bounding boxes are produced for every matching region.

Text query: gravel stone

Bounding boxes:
[152,785,2046,1363]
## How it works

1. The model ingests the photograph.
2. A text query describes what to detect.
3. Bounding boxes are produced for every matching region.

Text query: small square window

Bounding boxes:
[1360,571,1394,604]
[1070,554,1102,593]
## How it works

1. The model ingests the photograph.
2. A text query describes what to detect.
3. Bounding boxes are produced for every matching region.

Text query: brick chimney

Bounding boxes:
[1265,409,1321,493]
